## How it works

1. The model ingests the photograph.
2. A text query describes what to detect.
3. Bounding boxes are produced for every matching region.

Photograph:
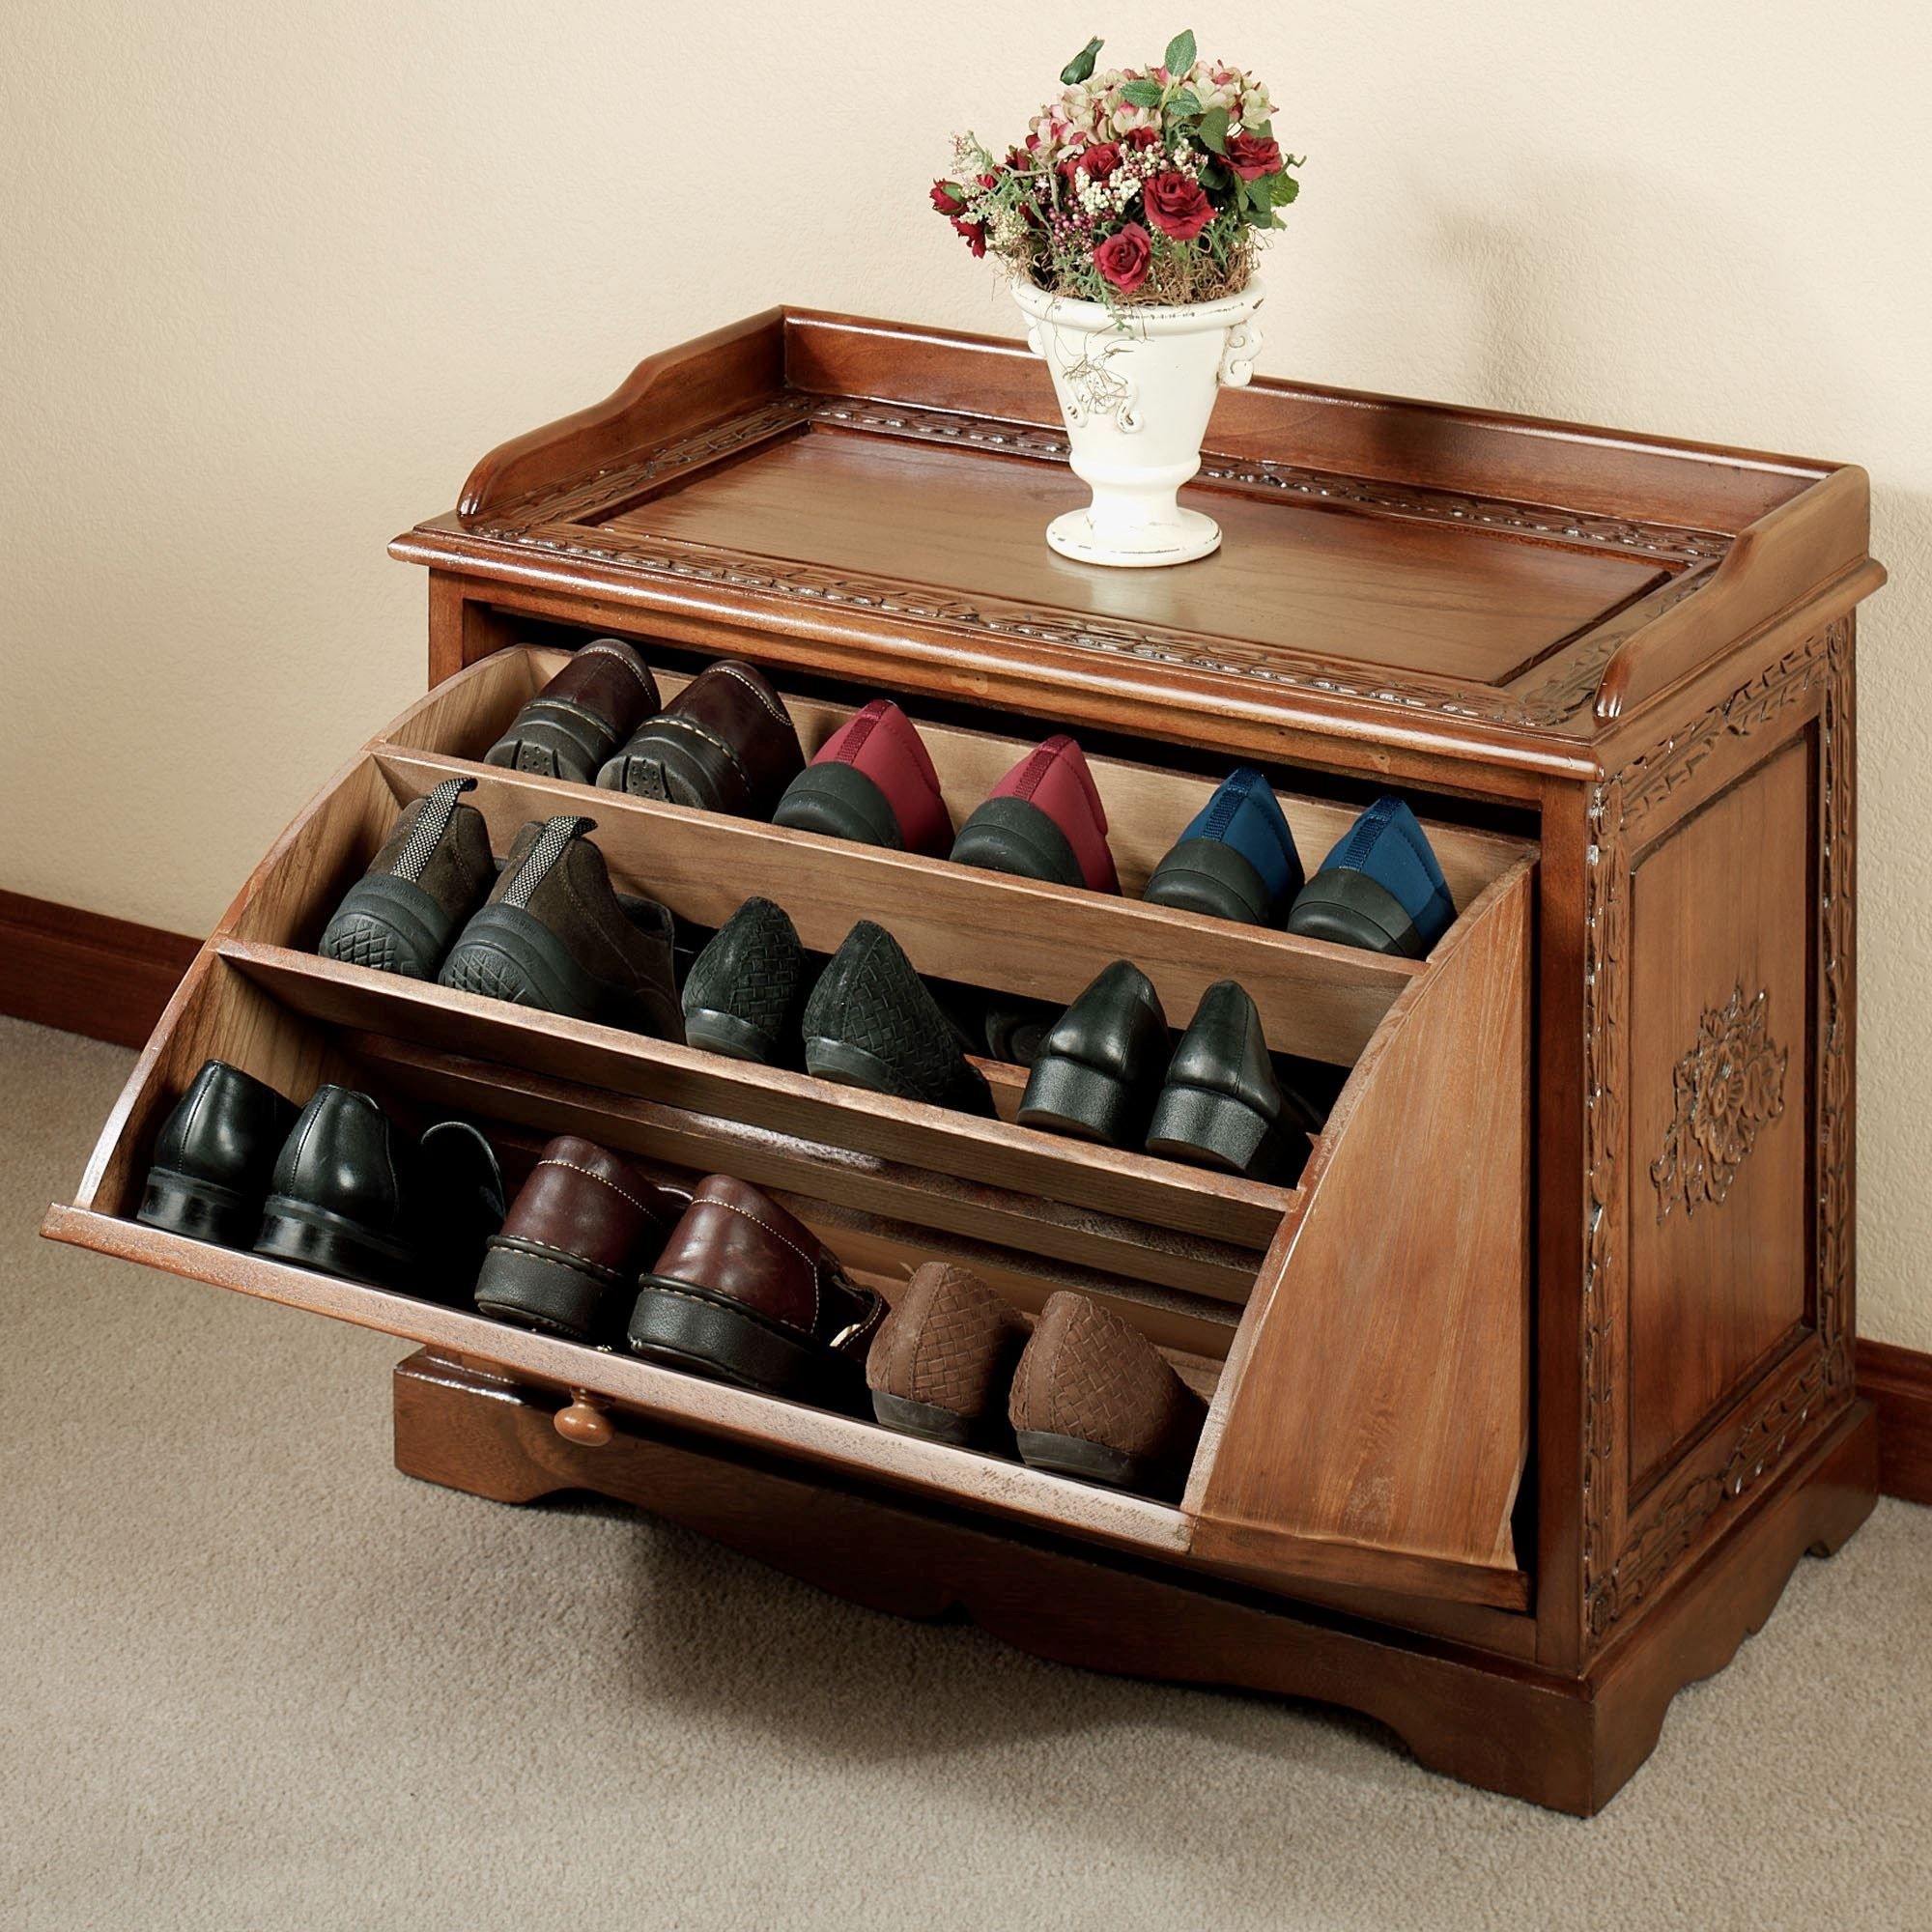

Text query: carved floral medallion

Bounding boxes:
[1649,984,1789,1222]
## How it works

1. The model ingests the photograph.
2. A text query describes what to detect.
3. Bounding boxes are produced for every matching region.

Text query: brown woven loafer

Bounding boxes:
[866,1262,1030,1445]
[1008,1291,1207,1499]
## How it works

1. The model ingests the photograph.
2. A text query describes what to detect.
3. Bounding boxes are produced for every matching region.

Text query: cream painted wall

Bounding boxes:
[3,1,1926,1343]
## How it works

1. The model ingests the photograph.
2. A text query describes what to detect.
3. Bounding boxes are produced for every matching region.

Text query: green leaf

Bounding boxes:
[1198,160,1230,193]
[1244,174,1272,211]
[1060,36,1102,85]
[1269,171,1299,205]
[1168,86,1201,116]
[1121,77,1163,108]
[1196,105,1229,153]
[1164,28,1196,74]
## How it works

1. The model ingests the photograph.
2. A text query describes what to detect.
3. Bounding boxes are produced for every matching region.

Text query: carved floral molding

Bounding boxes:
[1650,985,1789,1222]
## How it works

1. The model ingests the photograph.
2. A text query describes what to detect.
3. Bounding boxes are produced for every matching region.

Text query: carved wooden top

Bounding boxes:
[396,310,1873,753]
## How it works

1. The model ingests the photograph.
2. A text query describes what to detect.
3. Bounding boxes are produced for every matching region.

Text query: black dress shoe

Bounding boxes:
[681,896,805,1063]
[439,816,684,1040]
[1017,961,1169,1147]
[1146,980,1300,1180]
[254,1087,505,1296]
[137,1060,298,1248]
[318,777,496,980]
[802,922,994,1116]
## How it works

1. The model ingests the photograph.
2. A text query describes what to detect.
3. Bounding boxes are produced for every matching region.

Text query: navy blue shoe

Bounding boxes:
[1286,796,1456,956]
[1143,769,1304,926]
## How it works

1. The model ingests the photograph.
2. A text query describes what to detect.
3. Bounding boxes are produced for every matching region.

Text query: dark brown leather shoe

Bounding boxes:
[438,815,684,1040]
[473,1136,685,1341]
[485,639,662,784]
[596,660,804,816]
[866,1262,1030,1445]
[1008,1291,1207,1499]
[626,1175,885,1408]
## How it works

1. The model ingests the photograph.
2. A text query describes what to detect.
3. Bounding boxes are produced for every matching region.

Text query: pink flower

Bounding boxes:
[1143,170,1213,242]
[1225,131,1284,181]
[1093,222,1151,292]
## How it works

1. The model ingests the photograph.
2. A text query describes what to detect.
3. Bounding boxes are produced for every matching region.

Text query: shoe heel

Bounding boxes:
[804,1035,914,1099]
[870,1389,979,1446]
[1146,1082,1277,1179]
[951,796,1083,889]
[486,698,616,787]
[1142,837,1274,925]
[439,904,602,1020]
[628,1280,836,1401]
[685,1006,777,1063]
[318,873,454,980]
[597,735,730,811]
[137,1169,257,1249]
[1013,1428,1156,1493]
[1016,1053,1138,1146]
[774,762,903,848]
[473,1240,613,1341]
[254,1196,412,1289]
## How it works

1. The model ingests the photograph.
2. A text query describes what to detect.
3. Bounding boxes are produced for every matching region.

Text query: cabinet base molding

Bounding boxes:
[392,1350,1877,1817]
[1860,1342,1932,1506]
[0,890,196,1048]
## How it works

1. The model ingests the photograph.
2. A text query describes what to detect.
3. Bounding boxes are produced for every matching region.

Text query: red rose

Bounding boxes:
[1093,222,1151,293]
[952,217,986,258]
[1123,126,1161,152]
[930,181,967,216]
[1143,170,1214,242]
[1060,139,1122,183]
[1224,131,1284,181]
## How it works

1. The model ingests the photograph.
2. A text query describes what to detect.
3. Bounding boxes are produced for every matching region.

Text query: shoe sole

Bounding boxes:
[950,796,1085,889]
[869,1389,982,1446]
[255,1195,414,1290]
[317,873,456,980]
[137,1168,260,1250]
[1017,1053,1142,1147]
[484,696,620,788]
[1285,867,1427,957]
[1142,837,1277,925]
[596,733,733,812]
[1146,1081,1284,1180]
[627,1278,862,1409]
[1014,1428,1178,1497]
[773,761,904,849]
[684,1005,779,1063]
[473,1237,619,1342]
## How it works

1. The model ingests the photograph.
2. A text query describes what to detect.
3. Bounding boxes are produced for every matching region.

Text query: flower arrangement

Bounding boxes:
[932,28,1301,309]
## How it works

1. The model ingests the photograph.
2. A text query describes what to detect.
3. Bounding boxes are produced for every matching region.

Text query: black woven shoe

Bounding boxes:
[317,777,495,980]
[138,1060,298,1249]
[682,896,805,1063]
[438,815,684,1040]
[802,922,993,1116]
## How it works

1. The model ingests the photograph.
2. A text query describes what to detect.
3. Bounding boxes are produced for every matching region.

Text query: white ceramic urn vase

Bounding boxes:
[1012,275,1264,568]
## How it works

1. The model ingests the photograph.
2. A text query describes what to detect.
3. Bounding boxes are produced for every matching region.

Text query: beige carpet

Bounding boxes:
[4,1015,1928,1931]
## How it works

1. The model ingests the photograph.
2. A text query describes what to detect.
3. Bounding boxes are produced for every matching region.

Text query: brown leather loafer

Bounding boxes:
[626,1176,885,1408]
[1009,1291,1207,1499]
[473,1136,684,1342]
[596,659,804,817]
[866,1262,1031,1445]
[485,638,662,785]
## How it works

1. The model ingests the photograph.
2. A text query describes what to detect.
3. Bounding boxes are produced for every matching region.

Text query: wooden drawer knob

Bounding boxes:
[554,1391,612,1447]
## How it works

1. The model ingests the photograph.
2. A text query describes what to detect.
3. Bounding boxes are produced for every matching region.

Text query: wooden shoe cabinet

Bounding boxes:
[44,310,1884,1812]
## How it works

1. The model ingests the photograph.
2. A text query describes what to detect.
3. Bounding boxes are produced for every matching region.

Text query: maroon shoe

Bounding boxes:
[773,700,952,855]
[950,735,1119,893]
[473,1137,684,1342]
[595,659,803,817]
[625,1175,886,1409]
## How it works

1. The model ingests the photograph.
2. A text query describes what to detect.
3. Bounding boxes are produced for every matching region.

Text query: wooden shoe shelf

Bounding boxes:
[44,309,1885,1813]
